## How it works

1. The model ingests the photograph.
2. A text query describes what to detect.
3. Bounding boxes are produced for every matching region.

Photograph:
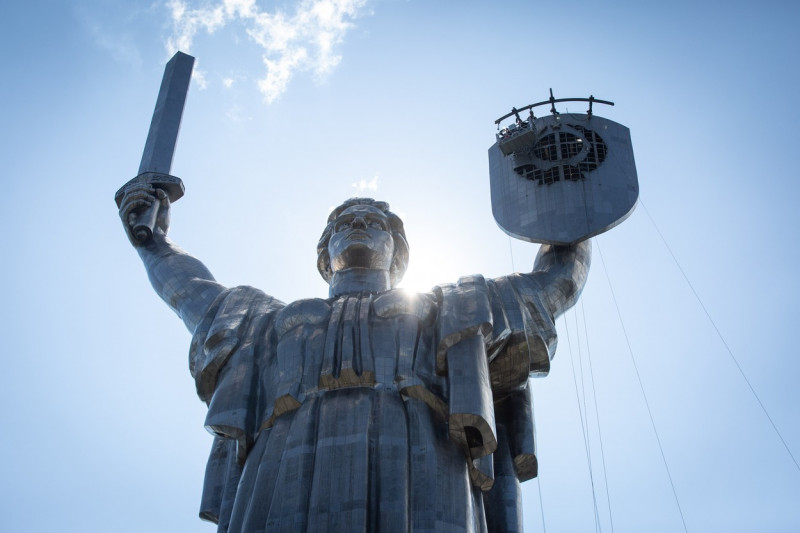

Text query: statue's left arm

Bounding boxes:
[484,239,591,384]
[525,240,592,320]
[475,240,591,526]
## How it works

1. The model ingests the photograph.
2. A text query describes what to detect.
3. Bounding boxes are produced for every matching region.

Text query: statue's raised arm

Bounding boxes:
[528,241,592,320]
[118,182,225,333]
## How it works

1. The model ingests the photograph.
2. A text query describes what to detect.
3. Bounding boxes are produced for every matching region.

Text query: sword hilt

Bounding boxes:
[115,172,185,243]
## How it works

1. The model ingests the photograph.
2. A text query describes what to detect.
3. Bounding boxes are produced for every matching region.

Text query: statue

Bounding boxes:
[118,188,591,532]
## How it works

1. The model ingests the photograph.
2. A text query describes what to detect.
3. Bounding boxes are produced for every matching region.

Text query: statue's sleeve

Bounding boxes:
[483,387,537,533]
[435,276,497,490]
[481,274,558,532]
[486,273,558,387]
[484,272,559,475]
[187,285,284,527]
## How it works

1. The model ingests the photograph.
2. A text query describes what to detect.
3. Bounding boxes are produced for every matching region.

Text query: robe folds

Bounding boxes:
[189,273,557,533]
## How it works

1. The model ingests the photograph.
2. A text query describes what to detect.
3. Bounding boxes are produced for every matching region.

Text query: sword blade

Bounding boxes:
[138,51,195,175]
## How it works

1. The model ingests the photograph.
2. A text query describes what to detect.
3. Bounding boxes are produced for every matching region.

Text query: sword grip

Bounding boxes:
[116,173,184,244]
[132,198,160,243]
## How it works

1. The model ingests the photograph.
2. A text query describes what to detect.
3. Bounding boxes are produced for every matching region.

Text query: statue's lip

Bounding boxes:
[345,231,369,240]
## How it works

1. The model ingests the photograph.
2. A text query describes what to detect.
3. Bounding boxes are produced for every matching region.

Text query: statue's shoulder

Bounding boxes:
[216,285,286,315]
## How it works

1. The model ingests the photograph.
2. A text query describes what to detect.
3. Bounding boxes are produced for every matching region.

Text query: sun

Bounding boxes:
[395,240,474,294]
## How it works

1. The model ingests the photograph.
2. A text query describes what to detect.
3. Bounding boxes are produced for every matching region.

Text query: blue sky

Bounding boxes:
[1,0,799,531]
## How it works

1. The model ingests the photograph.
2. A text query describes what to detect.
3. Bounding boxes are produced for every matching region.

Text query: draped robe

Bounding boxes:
[189,273,559,532]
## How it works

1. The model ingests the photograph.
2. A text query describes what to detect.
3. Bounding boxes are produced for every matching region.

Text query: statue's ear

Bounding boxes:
[316,225,334,282]
[317,252,332,283]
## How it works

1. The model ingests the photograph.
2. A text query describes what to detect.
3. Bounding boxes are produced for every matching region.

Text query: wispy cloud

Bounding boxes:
[351,176,379,193]
[73,4,143,68]
[166,0,370,103]
[225,103,252,122]
[192,68,208,89]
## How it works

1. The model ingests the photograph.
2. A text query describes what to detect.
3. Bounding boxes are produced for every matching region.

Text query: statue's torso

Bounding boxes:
[227,290,486,532]
[271,290,443,408]
[195,276,553,533]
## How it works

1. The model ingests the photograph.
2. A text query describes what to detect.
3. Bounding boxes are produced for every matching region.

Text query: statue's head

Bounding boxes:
[317,198,409,287]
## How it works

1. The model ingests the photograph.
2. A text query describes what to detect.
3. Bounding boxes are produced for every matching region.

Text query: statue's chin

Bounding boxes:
[331,243,392,272]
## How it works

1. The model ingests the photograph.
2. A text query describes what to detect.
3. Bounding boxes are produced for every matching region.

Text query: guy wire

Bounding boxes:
[580,297,616,533]
[596,239,689,533]
[638,197,800,473]
[531,396,548,533]
[565,313,603,532]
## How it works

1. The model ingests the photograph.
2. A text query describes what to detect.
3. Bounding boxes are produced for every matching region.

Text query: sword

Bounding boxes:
[115,51,195,243]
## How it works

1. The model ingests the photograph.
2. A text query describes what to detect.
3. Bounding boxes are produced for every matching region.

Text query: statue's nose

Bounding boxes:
[351,216,367,230]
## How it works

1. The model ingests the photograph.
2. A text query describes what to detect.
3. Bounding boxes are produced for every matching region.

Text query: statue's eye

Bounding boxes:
[365,217,388,230]
[336,220,352,231]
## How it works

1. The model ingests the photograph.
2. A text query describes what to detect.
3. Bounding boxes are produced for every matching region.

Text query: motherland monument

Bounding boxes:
[117,53,636,532]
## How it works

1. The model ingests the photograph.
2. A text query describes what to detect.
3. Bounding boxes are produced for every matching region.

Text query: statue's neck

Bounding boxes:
[329,268,391,298]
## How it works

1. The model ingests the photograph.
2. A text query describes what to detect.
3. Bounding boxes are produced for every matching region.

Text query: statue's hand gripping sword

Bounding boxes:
[115,51,195,243]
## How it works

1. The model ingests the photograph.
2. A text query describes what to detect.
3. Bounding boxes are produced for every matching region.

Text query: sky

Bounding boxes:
[1,0,799,531]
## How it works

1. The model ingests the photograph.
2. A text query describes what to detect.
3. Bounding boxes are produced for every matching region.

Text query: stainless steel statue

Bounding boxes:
[118,67,616,533]
[118,190,590,532]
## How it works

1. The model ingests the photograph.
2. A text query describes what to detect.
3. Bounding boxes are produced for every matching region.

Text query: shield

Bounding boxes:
[488,113,638,245]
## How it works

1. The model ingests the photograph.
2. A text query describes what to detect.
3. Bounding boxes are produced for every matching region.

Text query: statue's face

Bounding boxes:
[328,205,394,273]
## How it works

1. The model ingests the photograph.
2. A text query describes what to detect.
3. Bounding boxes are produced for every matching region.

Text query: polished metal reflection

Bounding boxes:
[118,193,591,532]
